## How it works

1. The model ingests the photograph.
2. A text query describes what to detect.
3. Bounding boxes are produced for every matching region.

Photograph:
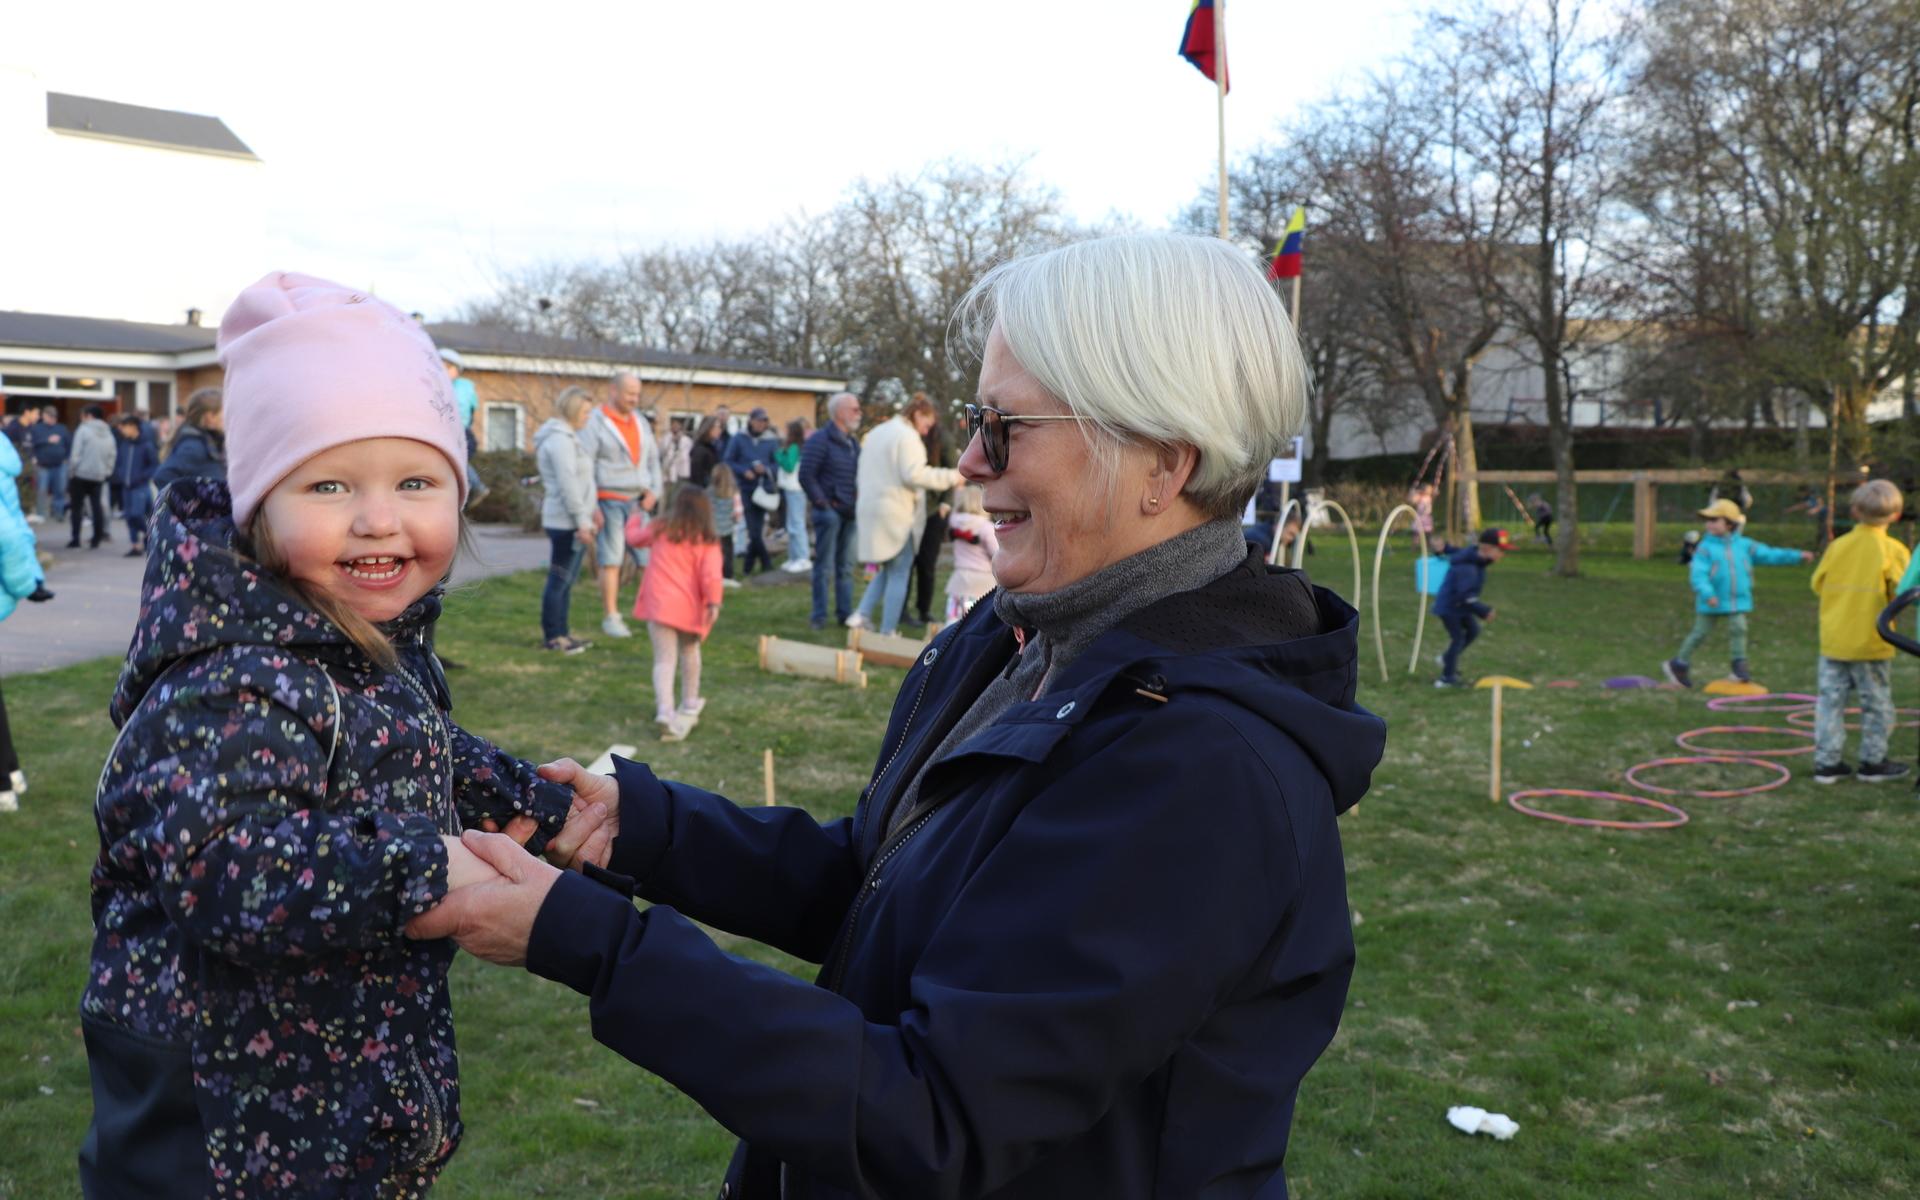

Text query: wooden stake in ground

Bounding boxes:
[1489,680,1505,802]
[763,748,775,807]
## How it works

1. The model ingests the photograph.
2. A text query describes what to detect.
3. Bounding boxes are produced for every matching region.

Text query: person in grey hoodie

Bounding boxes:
[578,372,662,639]
[536,388,601,653]
[66,405,117,548]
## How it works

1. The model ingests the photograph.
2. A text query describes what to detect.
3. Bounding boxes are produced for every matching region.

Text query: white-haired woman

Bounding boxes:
[535,386,601,653]
[414,233,1386,1199]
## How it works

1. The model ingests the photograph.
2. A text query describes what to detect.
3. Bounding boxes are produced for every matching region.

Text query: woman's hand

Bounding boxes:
[537,758,620,870]
[409,831,560,967]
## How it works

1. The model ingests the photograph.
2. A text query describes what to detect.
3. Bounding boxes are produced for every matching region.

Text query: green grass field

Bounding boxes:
[5,520,1918,1197]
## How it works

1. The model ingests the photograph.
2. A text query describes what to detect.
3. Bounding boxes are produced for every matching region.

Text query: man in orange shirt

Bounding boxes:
[580,372,662,637]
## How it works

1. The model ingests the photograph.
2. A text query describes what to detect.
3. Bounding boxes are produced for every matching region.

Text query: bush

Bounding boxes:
[468,450,542,531]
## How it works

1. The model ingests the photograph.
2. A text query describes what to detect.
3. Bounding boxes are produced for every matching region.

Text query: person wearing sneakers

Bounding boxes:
[848,394,963,636]
[1663,499,1812,689]
[1432,528,1511,687]
[535,387,601,654]
[627,486,725,741]
[1808,480,1911,784]
[583,371,662,639]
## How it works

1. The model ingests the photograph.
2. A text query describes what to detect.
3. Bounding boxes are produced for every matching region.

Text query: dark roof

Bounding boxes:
[0,311,216,355]
[47,92,257,160]
[426,322,844,384]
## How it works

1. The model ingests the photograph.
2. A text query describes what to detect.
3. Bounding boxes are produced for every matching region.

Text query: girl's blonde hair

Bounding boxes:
[952,485,986,516]
[709,461,738,500]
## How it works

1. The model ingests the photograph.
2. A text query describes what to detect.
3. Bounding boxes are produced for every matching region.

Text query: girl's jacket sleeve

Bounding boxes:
[449,723,573,855]
[118,648,449,964]
[1746,537,1804,567]
[1689,544,1719,606]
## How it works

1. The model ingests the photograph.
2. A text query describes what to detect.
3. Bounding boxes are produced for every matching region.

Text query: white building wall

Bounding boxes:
[0,66,267,324]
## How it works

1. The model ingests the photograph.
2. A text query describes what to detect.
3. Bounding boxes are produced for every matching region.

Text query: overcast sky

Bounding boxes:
[14,0,1419,319]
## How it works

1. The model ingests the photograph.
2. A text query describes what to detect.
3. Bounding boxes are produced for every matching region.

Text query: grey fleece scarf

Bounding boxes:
[887,517,1249,832]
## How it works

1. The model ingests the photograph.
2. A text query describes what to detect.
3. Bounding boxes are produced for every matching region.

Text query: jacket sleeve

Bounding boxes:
[1690,547,1717,606]
[638,423,663,496]
[153,438,207,490]
[799,437,827,509]
[1748,538,1804,567]
[119,653,449,963]
[895,431,962,494]
[449,723,574,856]
[555,436,598,529]
[723,431,756,483]
[528,713,1312,1199]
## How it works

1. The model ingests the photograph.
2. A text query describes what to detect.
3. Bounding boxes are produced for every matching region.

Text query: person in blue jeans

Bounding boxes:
[799,393,862,629]
[29,405,69,520]
[534,389,600,653]
[1433,528,1512,687]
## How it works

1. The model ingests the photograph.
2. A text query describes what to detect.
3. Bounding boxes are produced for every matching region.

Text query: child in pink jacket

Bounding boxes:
[627,486,725,741]
[944,485,1000,624]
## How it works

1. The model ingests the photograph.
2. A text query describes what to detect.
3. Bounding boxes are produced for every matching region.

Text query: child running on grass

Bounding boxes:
[628,485,725,741]
[1663,498,1813,688]
[1433,527,1512,688]
[80,273,575,1198]
[1809,480,1912,783]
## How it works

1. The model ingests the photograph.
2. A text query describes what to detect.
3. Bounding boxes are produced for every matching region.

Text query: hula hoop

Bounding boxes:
[1784,706,1920,731]
[1705,692,1816,713]
[1370,503,1431,682]
[1624,755,1792,798]
[1507,788,1690,830]
[1266,498,1303,567]
[1673,725,1816,757]
[1293,498,1364,611]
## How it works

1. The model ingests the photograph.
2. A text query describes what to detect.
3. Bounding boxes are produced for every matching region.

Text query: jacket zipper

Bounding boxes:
[824,803,945,994]
[857,623,961,851]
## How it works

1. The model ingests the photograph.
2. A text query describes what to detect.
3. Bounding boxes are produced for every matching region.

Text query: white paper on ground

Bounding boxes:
[1447,1105,1520,1141]
[585,745,637,776]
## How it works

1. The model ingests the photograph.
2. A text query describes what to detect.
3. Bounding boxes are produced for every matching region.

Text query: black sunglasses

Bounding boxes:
[964,403,1093,473]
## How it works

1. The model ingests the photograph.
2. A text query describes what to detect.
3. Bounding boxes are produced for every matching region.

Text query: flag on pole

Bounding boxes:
[1267,207,1305,280]
[1179,1,1229,92]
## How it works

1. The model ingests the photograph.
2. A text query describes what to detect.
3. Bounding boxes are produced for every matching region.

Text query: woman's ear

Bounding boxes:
[1141,442,1200,513]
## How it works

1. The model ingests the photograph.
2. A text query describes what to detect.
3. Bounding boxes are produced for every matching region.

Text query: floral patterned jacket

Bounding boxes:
[84,479,571,1197]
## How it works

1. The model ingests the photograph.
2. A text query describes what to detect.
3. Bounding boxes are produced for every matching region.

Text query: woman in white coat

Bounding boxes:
[847,394,962,635]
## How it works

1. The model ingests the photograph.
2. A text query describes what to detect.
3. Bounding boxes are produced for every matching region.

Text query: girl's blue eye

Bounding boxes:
[399,478,433,491]
[311,481,344,494]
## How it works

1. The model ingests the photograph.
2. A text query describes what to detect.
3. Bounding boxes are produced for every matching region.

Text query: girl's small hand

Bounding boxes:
[442,834,504,891]
[477,815,540,846]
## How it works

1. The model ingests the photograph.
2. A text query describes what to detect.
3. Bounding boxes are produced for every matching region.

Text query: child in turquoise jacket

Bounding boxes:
[1663,499,1812,688]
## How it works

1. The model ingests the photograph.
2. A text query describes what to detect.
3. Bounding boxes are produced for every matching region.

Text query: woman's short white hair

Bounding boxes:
[953,233,1309,519]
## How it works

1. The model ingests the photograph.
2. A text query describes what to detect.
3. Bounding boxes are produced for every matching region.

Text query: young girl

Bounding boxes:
[80,272,574,1198]
[628,486,724,741]
[708,458,743,588]
[943,484,999,623]
[1409,481,1435,553]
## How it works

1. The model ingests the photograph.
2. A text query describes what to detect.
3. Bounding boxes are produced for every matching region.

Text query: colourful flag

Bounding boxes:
[1267,207,1305,280]
[1179,1,1228,92]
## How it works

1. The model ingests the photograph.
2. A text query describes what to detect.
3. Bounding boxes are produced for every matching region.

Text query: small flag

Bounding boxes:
[1179,1,1228,92]
[1267,207,1305,280]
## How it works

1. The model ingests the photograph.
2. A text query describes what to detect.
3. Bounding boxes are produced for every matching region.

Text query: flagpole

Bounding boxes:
[1290,273,1301,330]
[1215,0,1229,239]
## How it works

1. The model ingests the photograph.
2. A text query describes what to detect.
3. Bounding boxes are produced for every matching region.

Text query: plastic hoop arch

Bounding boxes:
[1370,503,1431,683]
[1784,706,1920,731]
[1291,498,1364,614]
[1673,725,1816,757]
[1265,499,1304,567]
[1623,755,1792,798]
[1507,788,1690,830]
[1704,692,1816,713]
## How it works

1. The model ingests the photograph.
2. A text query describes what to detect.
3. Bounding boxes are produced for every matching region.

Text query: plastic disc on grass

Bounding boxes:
[1673,725,1815,757]
[1507,789,1689,830]
[1604,675,1660,689]
[1624,755,1792,798]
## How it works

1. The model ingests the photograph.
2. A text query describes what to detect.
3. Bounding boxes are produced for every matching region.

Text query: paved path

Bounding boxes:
[0,521,555,675]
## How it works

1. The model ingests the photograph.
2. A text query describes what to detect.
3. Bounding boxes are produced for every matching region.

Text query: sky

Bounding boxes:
[12,0,1421,320]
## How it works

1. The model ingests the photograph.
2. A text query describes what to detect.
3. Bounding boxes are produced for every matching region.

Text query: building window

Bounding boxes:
[148,381,173,418]
[483,403,525,452]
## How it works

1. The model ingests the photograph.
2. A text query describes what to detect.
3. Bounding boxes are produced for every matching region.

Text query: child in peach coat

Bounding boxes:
[627,487,725,741]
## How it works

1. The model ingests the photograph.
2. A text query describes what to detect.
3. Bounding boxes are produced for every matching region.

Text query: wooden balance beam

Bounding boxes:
[758,635,867,688]
[846,627,931,669]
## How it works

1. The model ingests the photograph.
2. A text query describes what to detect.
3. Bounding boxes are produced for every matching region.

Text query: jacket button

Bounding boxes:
[720,1186,730,1199]
[923,647,939,666]
[1056,700,1075,719]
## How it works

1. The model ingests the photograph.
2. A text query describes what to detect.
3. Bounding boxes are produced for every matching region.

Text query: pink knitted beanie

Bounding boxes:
[216,271,468,526]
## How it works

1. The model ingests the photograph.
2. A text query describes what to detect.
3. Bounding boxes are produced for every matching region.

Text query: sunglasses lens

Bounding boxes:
[968,406,1008,471]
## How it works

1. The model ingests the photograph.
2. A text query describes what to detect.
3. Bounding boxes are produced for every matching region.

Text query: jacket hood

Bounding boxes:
[1056,553,1386,814]
[534,417,577,448]
[111,478,441,725]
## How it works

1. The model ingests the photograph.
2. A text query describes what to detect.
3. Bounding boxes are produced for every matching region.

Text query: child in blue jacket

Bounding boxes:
[1433,527,1512,687]
[1662,499,1812,688]
[80,273,578,1198]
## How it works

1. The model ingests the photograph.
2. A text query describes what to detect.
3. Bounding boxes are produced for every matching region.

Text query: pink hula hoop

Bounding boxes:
[1784,706,1920,731]
[1673,725,1816,757]
[1705,692,1816,713]
[1624,755,1792,798]
[1507,788,1690,830]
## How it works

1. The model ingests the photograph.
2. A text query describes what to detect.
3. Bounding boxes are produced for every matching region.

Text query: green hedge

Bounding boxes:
[468,450,542,531]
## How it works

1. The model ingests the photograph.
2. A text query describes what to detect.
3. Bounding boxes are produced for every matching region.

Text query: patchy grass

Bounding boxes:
[3,521,1919,1197]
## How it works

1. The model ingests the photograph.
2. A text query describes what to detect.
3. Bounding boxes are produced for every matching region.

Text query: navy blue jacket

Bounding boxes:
[1432,546,1494,619]
[725,426,780,491]
[113,433,158,490]
[28,420,69,467]
[527,553,1382,1198]
[151,425,226,492]
[798,425,858,515]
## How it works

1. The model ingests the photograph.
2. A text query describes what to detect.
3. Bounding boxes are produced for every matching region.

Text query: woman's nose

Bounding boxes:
[957,430,995,483]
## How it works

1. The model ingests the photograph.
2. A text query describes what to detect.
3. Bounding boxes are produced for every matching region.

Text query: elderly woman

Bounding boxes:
[413,233,1385,1198]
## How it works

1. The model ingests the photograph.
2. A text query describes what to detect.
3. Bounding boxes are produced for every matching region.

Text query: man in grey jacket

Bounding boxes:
[579,371,661,638]
[66,405,117,549]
